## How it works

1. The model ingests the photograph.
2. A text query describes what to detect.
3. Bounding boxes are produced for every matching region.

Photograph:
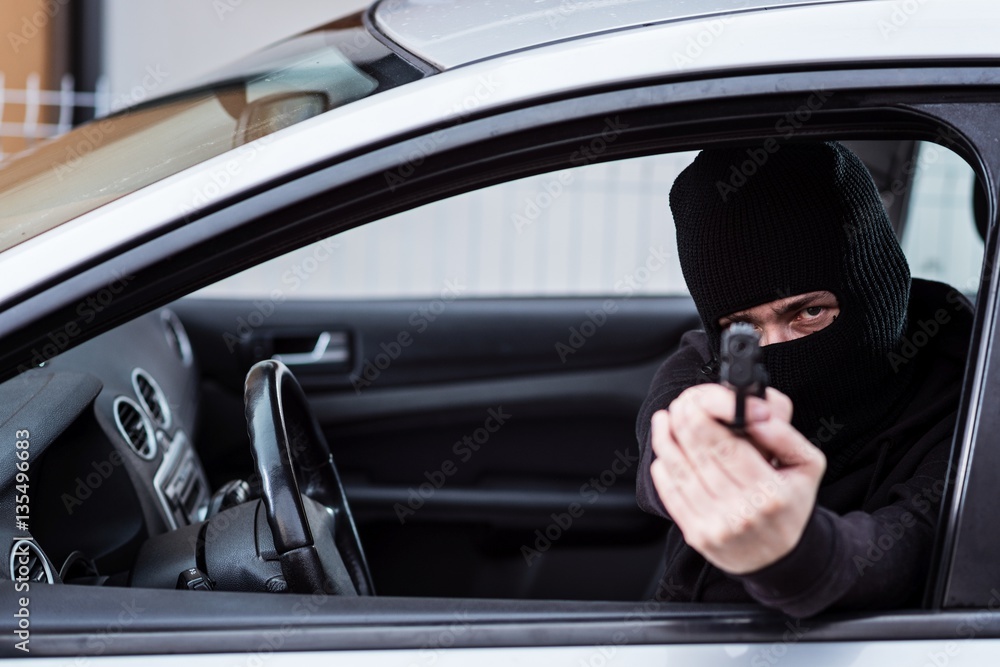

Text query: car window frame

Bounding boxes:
[3,65,1000,656]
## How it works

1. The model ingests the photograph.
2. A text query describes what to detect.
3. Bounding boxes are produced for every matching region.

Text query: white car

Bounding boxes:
[2,0,1000,664]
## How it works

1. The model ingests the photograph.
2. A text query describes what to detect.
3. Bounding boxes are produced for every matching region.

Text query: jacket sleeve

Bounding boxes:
[736,417,954,617]
[635,330,713,518]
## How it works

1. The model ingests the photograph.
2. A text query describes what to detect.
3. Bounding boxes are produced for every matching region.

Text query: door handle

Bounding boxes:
[272,331,350,367]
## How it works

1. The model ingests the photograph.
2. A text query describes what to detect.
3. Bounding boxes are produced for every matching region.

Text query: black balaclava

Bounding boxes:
[670,141,913,467]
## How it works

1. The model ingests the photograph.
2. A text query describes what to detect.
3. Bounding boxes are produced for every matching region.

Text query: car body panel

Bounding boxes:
[15,578,1000,655]
[3,0,1000,663]
[17,640,1000,667]
[371,0,869,70]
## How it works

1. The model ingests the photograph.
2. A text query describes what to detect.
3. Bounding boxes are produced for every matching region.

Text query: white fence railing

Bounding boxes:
[0,72,110,160]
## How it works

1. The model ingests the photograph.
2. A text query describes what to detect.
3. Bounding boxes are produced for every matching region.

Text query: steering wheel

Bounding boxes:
[244,359,374,595]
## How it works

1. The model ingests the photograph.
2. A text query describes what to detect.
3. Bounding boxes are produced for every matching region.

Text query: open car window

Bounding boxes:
[899,142,984,295]
[196,139,983,301]
[168,138,983,609]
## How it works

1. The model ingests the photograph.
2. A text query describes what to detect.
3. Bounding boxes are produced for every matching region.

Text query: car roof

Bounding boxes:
[372,0,872,70]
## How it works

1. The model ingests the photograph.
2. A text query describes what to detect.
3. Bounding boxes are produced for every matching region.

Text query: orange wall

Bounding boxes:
[0,0,69,155]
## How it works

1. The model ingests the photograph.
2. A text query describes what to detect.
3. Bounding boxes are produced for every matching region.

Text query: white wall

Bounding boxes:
[103,0,368,98]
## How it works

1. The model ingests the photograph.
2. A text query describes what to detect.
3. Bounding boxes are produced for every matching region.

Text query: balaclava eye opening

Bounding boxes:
[670,141,912,462]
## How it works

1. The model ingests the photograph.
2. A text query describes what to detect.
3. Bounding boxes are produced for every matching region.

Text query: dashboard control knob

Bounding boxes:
[177,567,215,591]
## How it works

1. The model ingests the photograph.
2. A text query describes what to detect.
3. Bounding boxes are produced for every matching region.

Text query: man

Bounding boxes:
[635,141,972,617]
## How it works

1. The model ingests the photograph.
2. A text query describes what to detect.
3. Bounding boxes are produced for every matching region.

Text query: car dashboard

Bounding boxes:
[1,309,209,587]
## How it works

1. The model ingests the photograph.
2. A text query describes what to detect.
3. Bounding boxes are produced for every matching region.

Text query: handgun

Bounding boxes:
[719,322,768,430]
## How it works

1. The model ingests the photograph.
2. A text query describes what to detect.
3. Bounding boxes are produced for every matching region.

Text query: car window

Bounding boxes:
[197,141,982,301]
[198,152,699,299]
[898,142,984,294]
[0,18,423,254]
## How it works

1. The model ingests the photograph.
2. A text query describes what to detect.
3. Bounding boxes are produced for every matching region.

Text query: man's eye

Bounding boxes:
[803,306,824,318]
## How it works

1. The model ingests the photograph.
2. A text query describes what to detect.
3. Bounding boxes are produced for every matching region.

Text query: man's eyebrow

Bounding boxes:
[770,294,820,316]
[720,311,754,324]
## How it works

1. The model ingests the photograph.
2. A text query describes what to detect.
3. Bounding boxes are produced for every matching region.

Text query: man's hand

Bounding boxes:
[648,384,826,574]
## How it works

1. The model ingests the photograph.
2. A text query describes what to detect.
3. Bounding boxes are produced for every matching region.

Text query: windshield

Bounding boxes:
[0,15,425,253]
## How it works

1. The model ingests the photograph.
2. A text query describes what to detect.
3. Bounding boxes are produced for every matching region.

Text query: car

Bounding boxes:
[2,0,1000,663]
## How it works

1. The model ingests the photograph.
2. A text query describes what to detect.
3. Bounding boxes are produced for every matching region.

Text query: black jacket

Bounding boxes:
[635,278,972,617]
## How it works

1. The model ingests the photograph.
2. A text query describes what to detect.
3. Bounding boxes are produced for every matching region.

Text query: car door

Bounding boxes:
[8,37,1000,666]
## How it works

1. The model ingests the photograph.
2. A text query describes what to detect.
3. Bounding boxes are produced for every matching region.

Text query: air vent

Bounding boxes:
[113,397,157,460]
[161,309,194,367]
[132,369,172,430]
[9,539,56,584]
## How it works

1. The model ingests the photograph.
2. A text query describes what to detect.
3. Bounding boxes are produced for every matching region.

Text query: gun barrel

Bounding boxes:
[720,322,766,429]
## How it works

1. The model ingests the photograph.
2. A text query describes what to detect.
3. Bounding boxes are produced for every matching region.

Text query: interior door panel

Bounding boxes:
[174,296,699,600]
